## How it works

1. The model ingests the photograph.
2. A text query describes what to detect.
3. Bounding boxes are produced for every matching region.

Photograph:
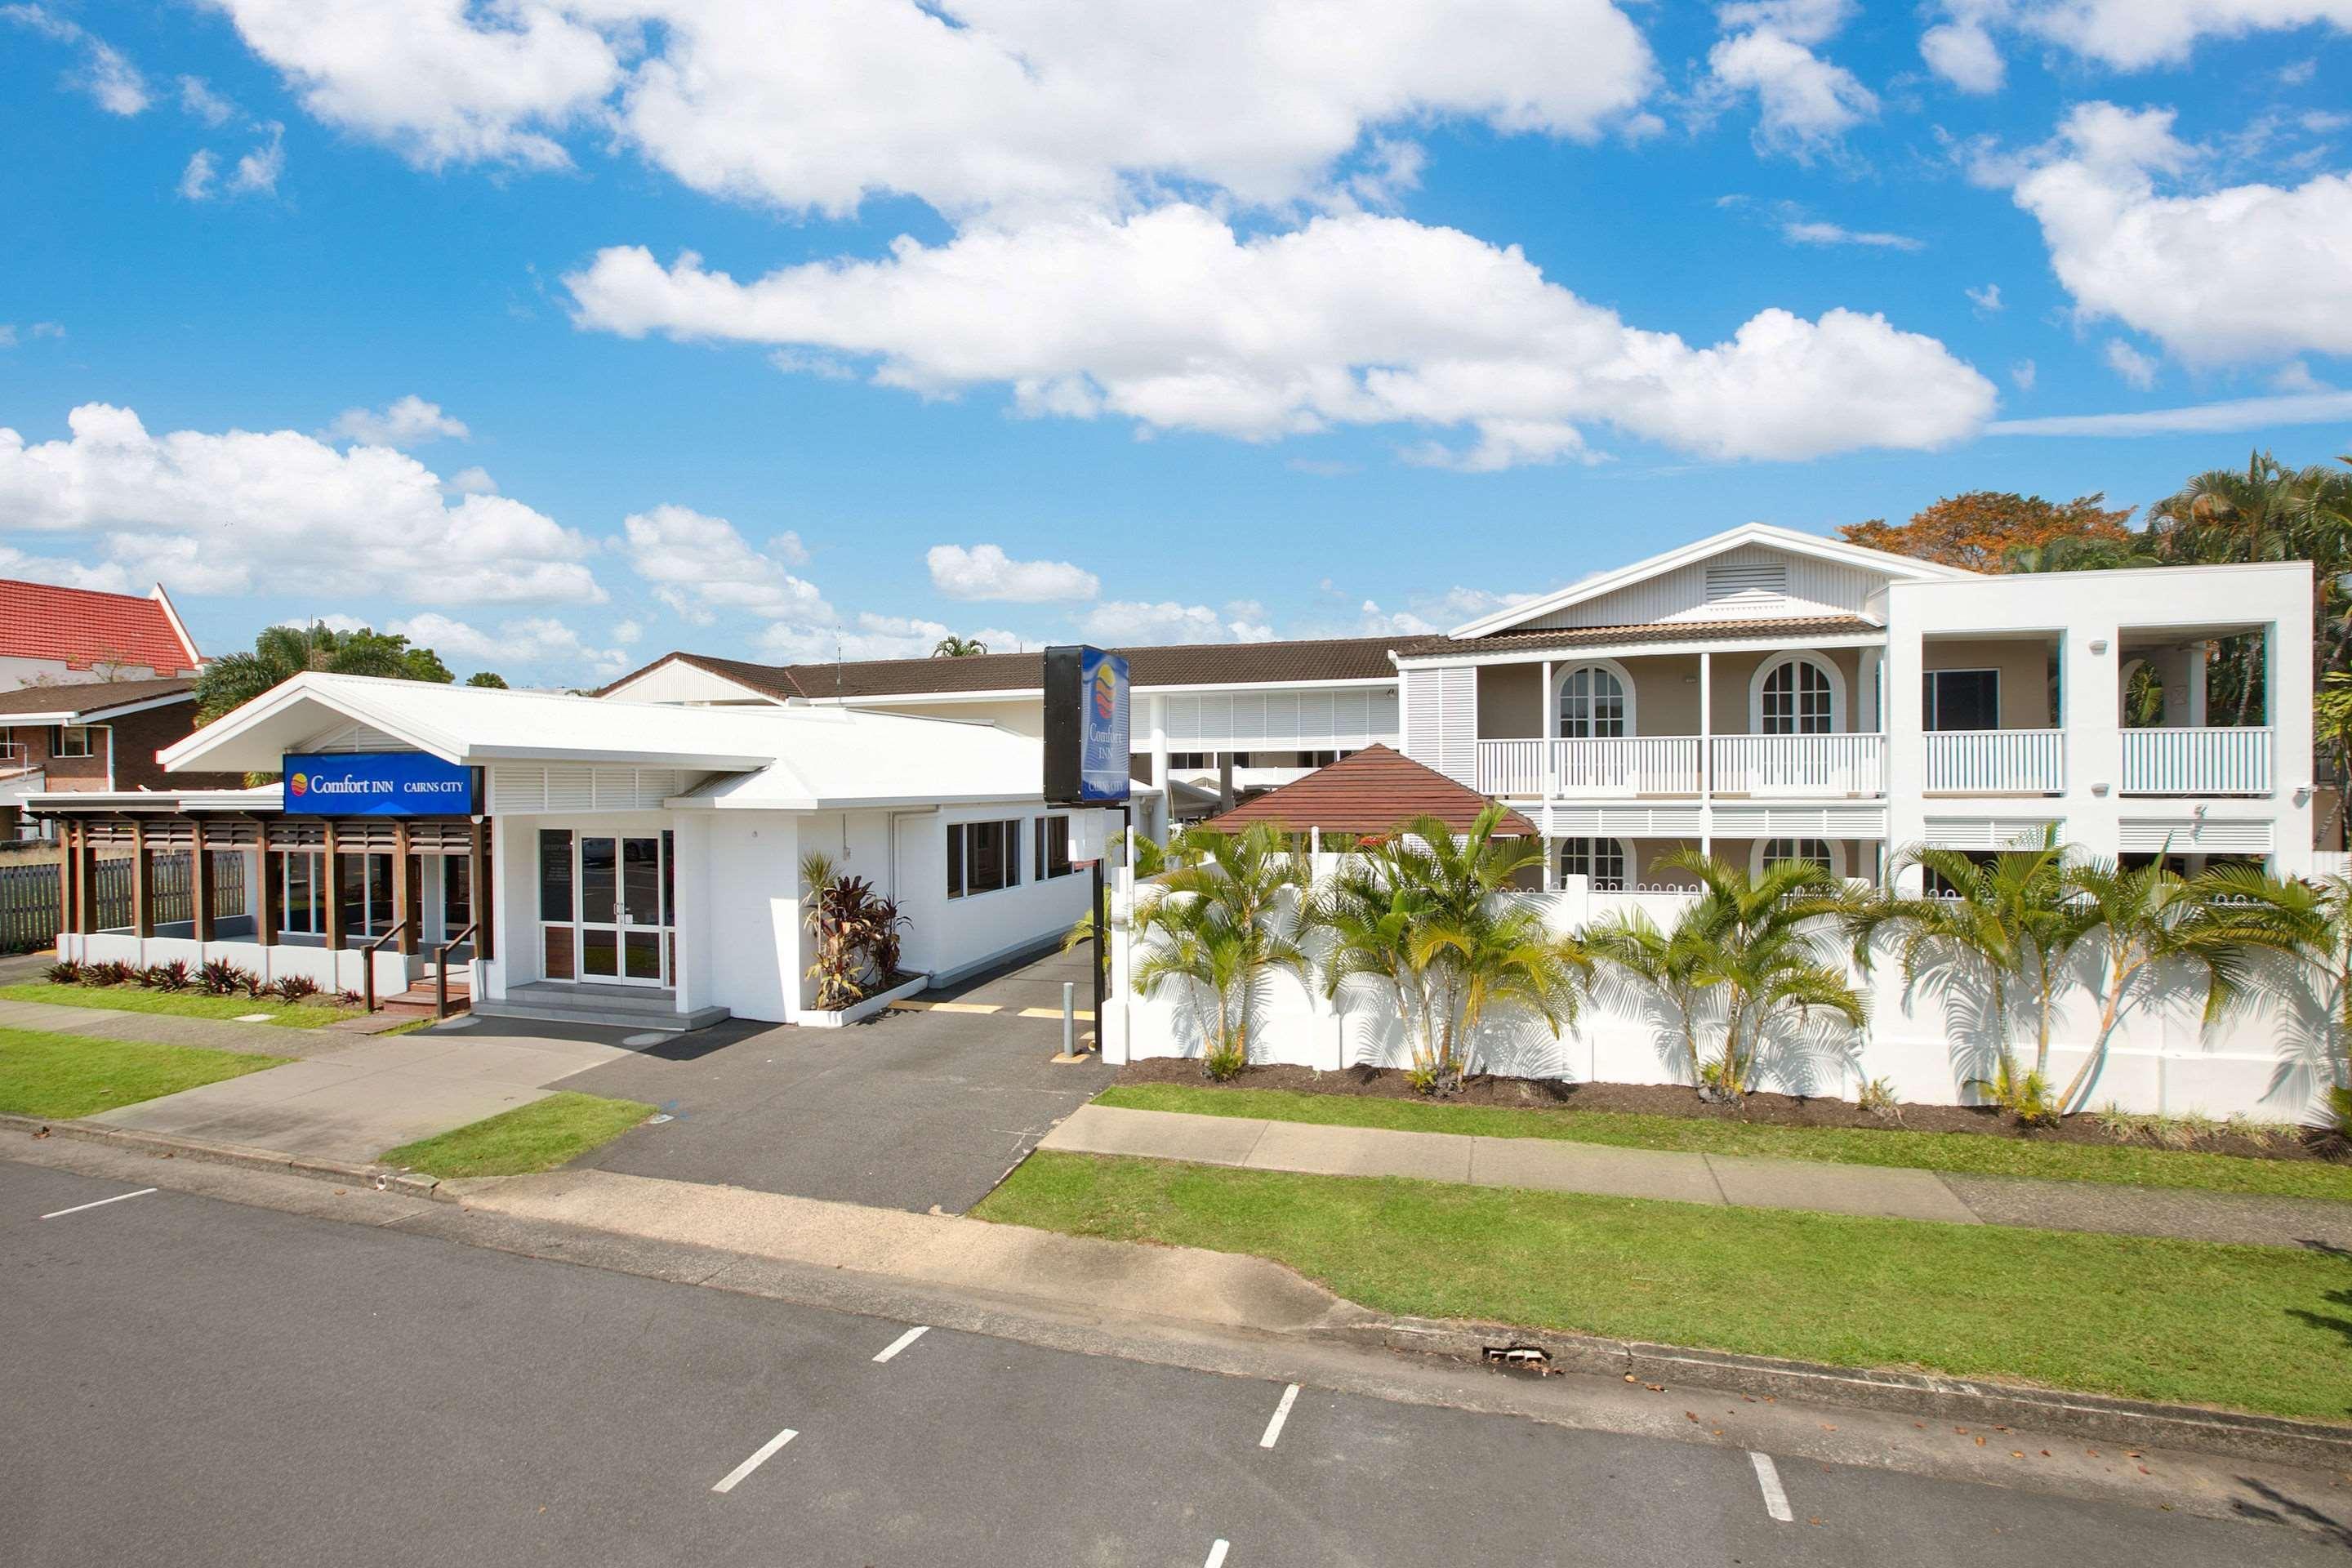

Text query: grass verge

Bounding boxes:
[0,982,358,1030]
[979,1150,2352,1422]
[0,1027,279,1119]
[1097,1083,2352,1203]
[380,1092,657,1179]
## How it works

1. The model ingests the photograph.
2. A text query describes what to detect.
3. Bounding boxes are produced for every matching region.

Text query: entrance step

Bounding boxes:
[472,981,727,1035]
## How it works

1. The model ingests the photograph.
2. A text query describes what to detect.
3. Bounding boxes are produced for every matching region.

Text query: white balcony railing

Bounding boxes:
[1474,737,1704,797]
[2120,726,2274,795]
[1923,729,2065,795]
[1711,733,1886,798]
[1477,739,1549,795]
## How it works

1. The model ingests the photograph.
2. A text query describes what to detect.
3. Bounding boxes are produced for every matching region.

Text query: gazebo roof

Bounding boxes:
[1203,745,1536,837]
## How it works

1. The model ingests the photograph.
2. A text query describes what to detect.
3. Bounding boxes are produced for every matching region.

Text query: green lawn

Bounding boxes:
[1098,1083,2352,1203]
[380,1092,657,1179]
[0,1027,280,1119]
[980,1151,2352,1422]
[0,982,359,1030]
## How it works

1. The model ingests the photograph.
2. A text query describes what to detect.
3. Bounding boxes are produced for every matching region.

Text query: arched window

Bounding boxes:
[1755,655,1839,734]
[1558,836,1632,890]
[1754,838,1841,878]
[1557,663,1629,738]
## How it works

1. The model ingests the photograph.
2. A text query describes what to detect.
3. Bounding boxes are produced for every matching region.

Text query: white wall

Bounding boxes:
[1107,868,2331,1123]
[896,802,1096,984]
[702,812,802,1023]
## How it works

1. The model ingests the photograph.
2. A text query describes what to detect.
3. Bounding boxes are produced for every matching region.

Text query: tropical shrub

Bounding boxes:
[44,960,82,985]
[337,988,363,1008]
[142,960,193,992]
[243,973,273,999]
[800,852,910,1011]
[1134,822,1314,1080]
[197,960,253,996]
[86,960,136,987]
[2055,858,2230,1114]
[274,974,321,1003]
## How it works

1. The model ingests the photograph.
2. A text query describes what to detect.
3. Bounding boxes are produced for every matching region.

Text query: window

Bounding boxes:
[1758,657,1836,734]
[53,724,95,759]
[1557,836,1629,891]
[539,829,575,921]
[1292,751,1340,768]
[1169,752,1210,770]
[1034,814,1075,880]
[1759,838,1836,876]
[279,851,324,936]
[948,818,1024,898]
[1557,665,1628,739]
[338,853,396,938]
[1923,669,2000,732]
[443,857,471,933]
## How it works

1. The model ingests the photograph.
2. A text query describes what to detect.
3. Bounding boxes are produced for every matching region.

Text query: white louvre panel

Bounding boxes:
[1704,560,1786,606]
[1521,545,1881,630]
[2118,818,2274,853]
[305,720,412,753]
[489,767,546,813]
[1161,688,1397,750]
[1402,666,1477,784]
[1922,816,2063,851]
[1548,805,1705,835]
[489,764,701,813]
[1713,804,1887,838]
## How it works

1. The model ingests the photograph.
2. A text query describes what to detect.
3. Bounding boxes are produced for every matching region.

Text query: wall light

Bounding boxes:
[2088,639,2109,654]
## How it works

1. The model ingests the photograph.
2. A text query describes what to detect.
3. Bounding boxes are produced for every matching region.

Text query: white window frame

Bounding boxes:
[1749,653,1846,735]
[1552,658,1636,740]
[1750,837,1844,879]
[1556,835,1636,890]
[53,724,96,759]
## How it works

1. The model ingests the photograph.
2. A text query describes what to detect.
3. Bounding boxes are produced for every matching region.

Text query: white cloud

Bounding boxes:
[1967,283,2004,314]
[2103,337,2159,388]
[178,75,237,126]
[621,504,828,625]
[177,150,218,202]
[0,403,604,604]
[0,321,65,347]
[6,5,150,115]
[0,541,132,594]
[445,465,499,495]
[388,611,633,678]
[1078,600,1274,645]
[568,206,1996,467]
[2272,359,2329,392]
[1780,220,1923,250]
[1922,2,2352,88]
[1988,387,2352,434]
[212,0,1656,218]
[1355,599,1439,636]
[754,611,1027,664]
[1984,102,2352,366]
[1920,20,2005,91]
[925,543,1098,603]
[1704,0,1878,163]
[2011,358,2037,391]
[330,395,470,448]
[231,123,287,195]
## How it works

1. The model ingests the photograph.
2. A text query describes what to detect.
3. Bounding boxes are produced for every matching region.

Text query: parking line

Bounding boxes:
[1258,1384,1300,1449]
[1203,1540,1231,1567]
[1016,1006,1094,1021]
[710,1428,798,1494]
[41,1187,156,1221]
[873,1325,930,1363]
[1748,1451,1793,1523]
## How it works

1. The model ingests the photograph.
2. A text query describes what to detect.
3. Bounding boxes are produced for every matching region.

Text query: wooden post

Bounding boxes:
[130,817,153,938]
[470,818,493,961]
[322,820,345,950]
[190,817,214,942]
[392,822,417,955]
[256,820,280,947]
[72,819,99,935]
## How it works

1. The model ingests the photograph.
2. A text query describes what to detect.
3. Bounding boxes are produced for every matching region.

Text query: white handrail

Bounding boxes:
[1710,733,1886,797]
[2119,727,2273,795]
[1552,737,1703,795]
[1922,729,2065,794]
[1474,738,1548,795]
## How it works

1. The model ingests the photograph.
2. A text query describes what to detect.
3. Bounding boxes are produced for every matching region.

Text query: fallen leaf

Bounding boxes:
[1975,1437,1986,1446]
[1686,1412,1699,1423]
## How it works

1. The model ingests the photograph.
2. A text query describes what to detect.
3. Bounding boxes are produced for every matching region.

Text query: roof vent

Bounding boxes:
[1704,559,1787,605]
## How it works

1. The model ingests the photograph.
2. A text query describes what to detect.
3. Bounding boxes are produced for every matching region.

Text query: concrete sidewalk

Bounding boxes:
[0,996,325,1058]
[1038,1102,2352,1250]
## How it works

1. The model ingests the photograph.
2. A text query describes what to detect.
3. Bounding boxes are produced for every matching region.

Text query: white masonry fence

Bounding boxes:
[1103,855,2331,1123]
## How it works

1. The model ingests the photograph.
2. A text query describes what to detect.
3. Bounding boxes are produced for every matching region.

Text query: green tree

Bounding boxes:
[194,622,448,723]
[1654,851,1867,1101]
[1130,822,1313,1080]
[2054,858,2235,1115]
[931,635,988,657]
[466,670,510,688]
[1582,905,1717,1088]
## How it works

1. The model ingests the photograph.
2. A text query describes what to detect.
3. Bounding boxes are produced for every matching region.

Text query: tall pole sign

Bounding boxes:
[1043,646,1130,1052]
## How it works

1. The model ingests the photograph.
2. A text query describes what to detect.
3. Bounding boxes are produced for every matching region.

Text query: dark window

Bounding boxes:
[951,818,1027,896]
[443,857,471,933]
[53,724,94,759]
[1035,814,1073,879]
[621,836,661,926]
[969,820,1007,894]
[539,830,575,921]
[581,837,617,924]
[661,830,675,927]
[1923,669,2000,731]
[947,823,965,898]
[1760,657,1836,734]
[1557,837,1628,891]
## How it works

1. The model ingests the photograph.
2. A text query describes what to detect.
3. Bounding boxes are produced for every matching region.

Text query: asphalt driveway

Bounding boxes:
[560,951,1114,1214]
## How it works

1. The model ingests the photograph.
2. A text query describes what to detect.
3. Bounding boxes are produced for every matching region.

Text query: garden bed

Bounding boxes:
[1111,1059,2350,1177]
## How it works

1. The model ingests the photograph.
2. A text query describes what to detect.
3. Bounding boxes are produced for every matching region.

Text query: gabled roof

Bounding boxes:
[0,580,204,676]
[1446,523,1974,639]
[0,675,198,722]
[1205,745,1537,837]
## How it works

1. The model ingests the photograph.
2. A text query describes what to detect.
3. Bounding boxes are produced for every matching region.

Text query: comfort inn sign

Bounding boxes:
[282,751,479,817]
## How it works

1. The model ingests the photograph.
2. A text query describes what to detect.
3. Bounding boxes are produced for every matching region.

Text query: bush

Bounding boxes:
[143,960,193,992]
[273,975,321,1003]
[85,960,136,987]
[198,960,254,997]
[1201,1043,1248,1083]
[44,960,82,985]
[1857,1076,1903,1122]
[336,988,363,1008]
[243,973,273,1000]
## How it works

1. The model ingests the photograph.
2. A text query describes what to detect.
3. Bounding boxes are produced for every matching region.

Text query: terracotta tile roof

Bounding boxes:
[0,675,198,718]
[0,580,202,676]
[1205,745,1538,837]
[1393,616,1875,658]
[603,635,1403,701]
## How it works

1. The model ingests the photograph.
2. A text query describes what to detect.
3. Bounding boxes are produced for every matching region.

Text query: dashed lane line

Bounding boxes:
[1748,1451,1793,1523]
[1203,1541,1231,1568]
[710,1428,798,1494]
[873,1325,930,1364]
[41,1187,156,1221]
[1258,1384,1300,1450]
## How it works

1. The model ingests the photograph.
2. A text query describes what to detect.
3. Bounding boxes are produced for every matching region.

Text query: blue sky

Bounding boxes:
[3,1,2349,685]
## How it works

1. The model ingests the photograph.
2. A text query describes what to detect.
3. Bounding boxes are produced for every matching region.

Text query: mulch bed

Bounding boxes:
[1112,1058,2351,1166]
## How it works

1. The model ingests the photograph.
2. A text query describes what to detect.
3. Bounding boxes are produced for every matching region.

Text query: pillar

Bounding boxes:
[392,822,416,954]
[130,817,153,938]
[1698,650,1713,858]
[191,817,214,942]
[322,820,345,951]
[255,819,279,947]
[471,818,495,961]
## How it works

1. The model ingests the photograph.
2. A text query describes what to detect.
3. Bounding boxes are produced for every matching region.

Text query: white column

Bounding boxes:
[1698,650,1713,858]
[2186,640,2210,726]
[1539,659,1556,801]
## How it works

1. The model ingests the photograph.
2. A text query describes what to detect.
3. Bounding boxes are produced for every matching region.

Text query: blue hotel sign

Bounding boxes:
[283,751,479,817]
[1041,644,1131,807]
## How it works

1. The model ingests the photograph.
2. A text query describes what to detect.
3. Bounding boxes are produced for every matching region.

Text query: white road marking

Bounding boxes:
[1748,1450,1793,1522]
[1203,1541,1231,1568]
[41,1187,156,1221]
[873,1325,930,1363]
[710,1428,798,1494]
[1258,1383,1301,1449]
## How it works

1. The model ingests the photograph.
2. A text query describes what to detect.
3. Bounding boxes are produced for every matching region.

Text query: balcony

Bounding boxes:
[1476,735,1884,799]
[2120,727,2274,796]
[1922,729,2065,795]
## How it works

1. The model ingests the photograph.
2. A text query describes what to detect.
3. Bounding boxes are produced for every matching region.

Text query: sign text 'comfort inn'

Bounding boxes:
[282,751,480,817]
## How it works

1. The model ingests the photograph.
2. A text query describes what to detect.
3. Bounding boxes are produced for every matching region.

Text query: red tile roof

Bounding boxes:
[1205,745,1538,837]
[0,580,202,676]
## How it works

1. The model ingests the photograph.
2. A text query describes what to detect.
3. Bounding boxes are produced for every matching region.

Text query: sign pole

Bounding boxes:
[1090,853,1107,1052]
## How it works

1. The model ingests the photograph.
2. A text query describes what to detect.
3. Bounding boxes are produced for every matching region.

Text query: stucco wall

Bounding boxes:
[1922,638,2054,728]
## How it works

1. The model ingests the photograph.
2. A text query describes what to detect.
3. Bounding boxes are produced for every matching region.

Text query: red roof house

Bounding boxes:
[0,580,205,684]
[1204,745,1537,838]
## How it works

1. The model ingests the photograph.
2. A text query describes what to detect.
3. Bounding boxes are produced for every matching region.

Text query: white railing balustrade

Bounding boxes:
[1710,733,1886,797]
[1475,738,1548,795]
[2120,727,2274,795]
[1552,737,1703,796]
[1922,729,2065,794]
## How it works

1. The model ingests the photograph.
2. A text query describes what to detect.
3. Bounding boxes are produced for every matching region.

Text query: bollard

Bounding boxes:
[1062,981,1076,1057]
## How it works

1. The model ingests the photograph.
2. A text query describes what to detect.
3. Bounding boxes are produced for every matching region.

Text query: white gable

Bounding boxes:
[599,657,783,706]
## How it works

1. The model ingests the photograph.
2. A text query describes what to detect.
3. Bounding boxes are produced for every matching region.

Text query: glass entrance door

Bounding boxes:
[577,834,667,985]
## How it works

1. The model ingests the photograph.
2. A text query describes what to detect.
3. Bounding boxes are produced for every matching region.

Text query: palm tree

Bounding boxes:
[2180,865,2352,1127]
[1320,806,1586,1094]
[194,622,449,723]
[1846,834,2087,1120]
[931,635,989,658]
[2053,857,2235,1115]
[1130,822,1312,1079]
[1655,850,1866,1100]
[1582,906,1715,1088]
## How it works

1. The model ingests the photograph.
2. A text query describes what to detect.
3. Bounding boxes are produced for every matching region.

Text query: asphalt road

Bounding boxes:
[4,1160,2341,1568]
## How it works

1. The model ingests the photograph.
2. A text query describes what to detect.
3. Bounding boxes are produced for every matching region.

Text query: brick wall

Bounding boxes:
[1,699,243,792]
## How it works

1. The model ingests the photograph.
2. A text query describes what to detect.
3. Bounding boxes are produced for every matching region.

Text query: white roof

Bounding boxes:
[1447,522,1974,639]
[158,672,1053,811]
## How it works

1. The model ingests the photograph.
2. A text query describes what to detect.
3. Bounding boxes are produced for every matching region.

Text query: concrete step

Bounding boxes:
[470,999,728,1034]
